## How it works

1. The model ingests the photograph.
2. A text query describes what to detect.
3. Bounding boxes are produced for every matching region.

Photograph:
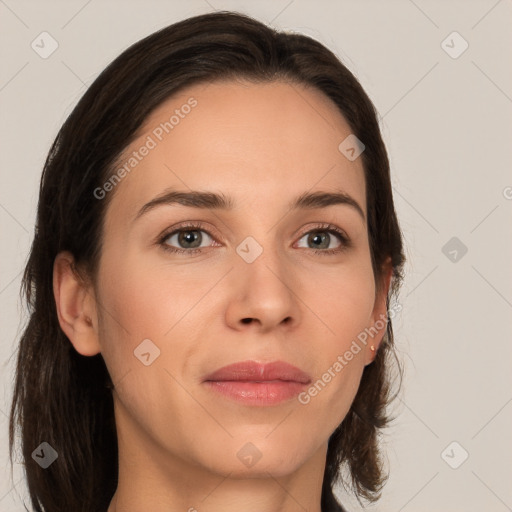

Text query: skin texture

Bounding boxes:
[53,80,392,512]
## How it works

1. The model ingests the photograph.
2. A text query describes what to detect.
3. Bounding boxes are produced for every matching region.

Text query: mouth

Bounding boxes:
[203,360,311,406]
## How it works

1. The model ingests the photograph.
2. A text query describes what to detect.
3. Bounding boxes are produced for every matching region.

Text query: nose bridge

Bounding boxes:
[227,185,301,268]
[234,229,287,284]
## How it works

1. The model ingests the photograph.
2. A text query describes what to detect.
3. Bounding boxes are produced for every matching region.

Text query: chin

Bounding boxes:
[218,460,305,480]
[199,444,309,479]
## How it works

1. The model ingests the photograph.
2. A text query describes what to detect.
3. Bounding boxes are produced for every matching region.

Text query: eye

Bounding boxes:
[159,223,216,255]
[158,222,351,256]
[295,224,350,256]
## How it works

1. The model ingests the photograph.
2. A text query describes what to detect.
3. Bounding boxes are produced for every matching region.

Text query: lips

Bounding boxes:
[203,360,311,384]
[203,360,311,406]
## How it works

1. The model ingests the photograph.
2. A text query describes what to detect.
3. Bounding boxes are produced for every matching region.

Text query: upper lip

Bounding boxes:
[203,360,311,384]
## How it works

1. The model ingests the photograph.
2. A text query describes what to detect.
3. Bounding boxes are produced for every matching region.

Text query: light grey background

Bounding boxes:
[1,0,511,510]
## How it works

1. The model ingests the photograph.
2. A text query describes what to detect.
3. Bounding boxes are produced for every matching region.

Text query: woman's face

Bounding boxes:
[66,80,390,481]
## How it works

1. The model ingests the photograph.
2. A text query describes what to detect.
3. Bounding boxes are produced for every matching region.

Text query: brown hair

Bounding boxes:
[9,11,405,512]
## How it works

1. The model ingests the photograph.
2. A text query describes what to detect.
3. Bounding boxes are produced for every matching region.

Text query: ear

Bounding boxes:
[53,251,101,356]
[364,256,393,366]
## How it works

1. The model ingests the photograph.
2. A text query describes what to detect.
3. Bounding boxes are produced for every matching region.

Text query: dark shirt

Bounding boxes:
[322,490,347,512]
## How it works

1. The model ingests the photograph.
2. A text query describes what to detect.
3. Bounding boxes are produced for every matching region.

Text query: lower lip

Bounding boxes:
[204,380,308,406]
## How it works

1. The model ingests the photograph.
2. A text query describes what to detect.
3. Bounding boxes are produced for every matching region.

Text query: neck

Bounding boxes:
[107,399,327,512]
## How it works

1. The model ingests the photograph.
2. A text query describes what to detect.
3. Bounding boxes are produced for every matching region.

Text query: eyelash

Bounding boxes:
[157,222,351,257]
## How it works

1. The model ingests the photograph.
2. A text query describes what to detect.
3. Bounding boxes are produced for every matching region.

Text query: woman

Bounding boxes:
[9,11,405,512]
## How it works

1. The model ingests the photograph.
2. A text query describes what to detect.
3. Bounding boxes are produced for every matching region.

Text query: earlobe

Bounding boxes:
[53,251,101,356]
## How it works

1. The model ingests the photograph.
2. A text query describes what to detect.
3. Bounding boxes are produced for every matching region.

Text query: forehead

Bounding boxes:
[105,79,366,224]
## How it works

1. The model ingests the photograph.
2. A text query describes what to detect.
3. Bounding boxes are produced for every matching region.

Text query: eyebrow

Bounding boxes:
[134,188,366,223]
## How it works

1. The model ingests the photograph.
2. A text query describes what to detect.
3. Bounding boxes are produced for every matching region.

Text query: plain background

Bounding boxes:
[1,0,511,510]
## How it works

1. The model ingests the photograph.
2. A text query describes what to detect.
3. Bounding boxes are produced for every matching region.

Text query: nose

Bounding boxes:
[224,244,301,334]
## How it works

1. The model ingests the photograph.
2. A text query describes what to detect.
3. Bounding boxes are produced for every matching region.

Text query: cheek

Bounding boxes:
[93,250,169,381]
[93,253,209,451]
[94,249,216,385]
[96,248,209,340]
[296,261,375,422]
[308,259,376,345]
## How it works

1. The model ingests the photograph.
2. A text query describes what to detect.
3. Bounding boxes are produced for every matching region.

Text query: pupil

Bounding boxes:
[180,230,200,248]
[311,232,328,248]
